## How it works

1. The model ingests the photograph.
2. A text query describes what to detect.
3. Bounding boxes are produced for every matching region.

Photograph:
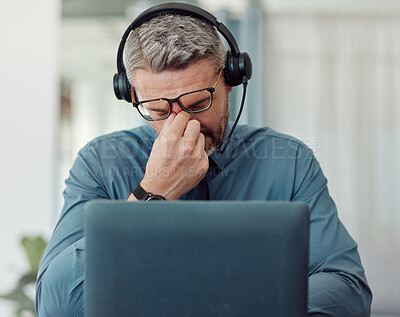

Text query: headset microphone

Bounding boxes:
[113,2,252,154]
[217,77,248,154]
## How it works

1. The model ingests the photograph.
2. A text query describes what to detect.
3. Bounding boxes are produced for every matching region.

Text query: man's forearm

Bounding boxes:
[36,239,85,317]
[308,272,372,316]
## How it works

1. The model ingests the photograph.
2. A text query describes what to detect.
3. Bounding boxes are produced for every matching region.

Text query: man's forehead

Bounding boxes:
[132,61,219,98]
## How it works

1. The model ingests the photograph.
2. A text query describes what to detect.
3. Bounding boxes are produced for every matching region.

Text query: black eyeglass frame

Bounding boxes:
[131,69,223,122]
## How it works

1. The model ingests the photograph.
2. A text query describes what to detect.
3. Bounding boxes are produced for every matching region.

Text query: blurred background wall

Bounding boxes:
[0,0,399,316]
[0,0,60,316]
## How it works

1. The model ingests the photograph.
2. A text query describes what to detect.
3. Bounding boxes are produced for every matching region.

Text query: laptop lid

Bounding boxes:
[85,200,309,317]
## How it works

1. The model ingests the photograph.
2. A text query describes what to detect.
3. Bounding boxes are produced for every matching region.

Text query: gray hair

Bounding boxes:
[123,14,227,84]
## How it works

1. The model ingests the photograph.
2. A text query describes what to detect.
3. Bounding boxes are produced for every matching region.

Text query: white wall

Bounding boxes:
[0,0,60,315]
[263,0,400,14]
[263,10,400,315]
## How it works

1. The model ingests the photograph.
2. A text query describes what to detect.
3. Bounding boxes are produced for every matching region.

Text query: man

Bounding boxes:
[35,10,372,317]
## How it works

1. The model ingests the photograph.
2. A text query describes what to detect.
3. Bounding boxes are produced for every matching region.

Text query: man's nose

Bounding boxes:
[170,101,184,115]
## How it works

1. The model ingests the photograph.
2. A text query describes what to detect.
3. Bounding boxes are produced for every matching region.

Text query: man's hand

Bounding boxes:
[138,112,209,200]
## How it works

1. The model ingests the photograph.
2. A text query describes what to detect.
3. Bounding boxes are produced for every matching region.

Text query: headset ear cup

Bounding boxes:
[223,51,237,87]
[124,74,132,103]
[223,51,242,87]
[113,71,132,103]
[223,51,253,87]
[239,52,253,81]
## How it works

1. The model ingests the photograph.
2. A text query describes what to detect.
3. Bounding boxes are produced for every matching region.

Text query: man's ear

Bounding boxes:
[227,86,233,93]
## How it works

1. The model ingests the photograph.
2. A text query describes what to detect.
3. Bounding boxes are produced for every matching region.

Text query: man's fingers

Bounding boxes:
[159,112,176,137]
[194,132,207,157]
[167,111,190,137]
[183,119,201,142]
[197,133,209,170]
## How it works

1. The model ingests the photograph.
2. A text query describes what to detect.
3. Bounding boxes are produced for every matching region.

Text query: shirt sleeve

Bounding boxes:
[291,144,372,316]
[36,145,109,317]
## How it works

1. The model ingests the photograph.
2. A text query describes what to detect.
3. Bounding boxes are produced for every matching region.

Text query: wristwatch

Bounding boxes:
[132,184,166,201]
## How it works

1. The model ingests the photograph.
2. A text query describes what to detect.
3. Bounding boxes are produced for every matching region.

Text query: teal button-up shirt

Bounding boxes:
[35,123,372,316]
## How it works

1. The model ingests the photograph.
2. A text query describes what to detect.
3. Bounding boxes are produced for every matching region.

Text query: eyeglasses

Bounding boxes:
[131,69,223,121]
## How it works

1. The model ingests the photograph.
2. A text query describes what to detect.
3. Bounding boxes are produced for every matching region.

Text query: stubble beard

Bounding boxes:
[202,98,230,156]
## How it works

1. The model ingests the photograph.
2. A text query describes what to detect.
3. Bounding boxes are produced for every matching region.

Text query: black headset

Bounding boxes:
[113,2,252,103]
[113,2,252,154]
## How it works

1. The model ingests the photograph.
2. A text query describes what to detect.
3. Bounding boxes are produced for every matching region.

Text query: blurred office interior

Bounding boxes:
[0,0,399,316]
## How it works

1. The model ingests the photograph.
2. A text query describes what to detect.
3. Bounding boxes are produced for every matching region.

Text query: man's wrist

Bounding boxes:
[132,183,166,201]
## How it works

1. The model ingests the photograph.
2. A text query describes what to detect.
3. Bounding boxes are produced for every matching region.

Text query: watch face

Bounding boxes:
[145,195,166,201]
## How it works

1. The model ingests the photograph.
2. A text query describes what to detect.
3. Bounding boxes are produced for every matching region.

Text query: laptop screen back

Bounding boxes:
[85,200,309,317]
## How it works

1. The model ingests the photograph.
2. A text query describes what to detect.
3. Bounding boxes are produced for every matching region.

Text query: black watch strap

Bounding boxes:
[132,184,166,201]
[132,183,148,200]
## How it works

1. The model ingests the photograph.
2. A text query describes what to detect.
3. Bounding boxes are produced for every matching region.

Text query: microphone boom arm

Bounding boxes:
[217,76,248,154]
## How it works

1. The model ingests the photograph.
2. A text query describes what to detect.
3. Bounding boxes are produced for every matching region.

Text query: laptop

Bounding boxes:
[84,200,309,317]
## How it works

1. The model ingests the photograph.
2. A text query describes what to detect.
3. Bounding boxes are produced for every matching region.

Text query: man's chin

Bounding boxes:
[202,119,227,156]
[204,136,221,156]
[204,136,213,156]
[206,144,217,156]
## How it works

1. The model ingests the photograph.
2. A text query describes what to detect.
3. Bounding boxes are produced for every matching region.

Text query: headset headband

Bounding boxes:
[116,2,241,74]
[114,2,252,103]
